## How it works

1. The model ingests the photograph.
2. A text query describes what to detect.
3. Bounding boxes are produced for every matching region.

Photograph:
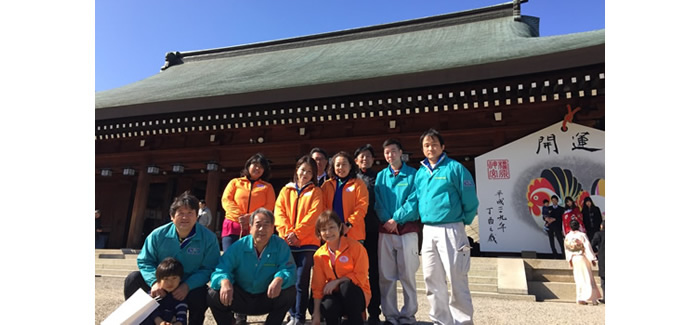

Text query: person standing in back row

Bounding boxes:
[398,129,479,325]
[274,155,324,325]
[320,151,369,243]
[374,138,421,325]
[221,153,276,252]
[311,147,330,186]
[221,153,276,325]
[354,144,382,325]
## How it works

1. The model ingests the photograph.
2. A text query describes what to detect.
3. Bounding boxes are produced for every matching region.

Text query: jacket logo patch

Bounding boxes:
[256,184,266,188]
[463,180,474,187]
[397,183,408,187]
[346,186,355,192]
[434,176,447,180]
[303,191,313,196]
[187,247,200,255]
[339,256,349,263]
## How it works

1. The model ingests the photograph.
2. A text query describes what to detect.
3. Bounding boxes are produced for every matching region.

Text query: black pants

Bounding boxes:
[124,271,208,325]
[207,285,295,325]
[547,228,565,258]
[363,231,381,319]
[311,281,366,325]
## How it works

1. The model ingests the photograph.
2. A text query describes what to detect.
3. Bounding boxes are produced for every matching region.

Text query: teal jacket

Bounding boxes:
[210,234,296,294]
[137,222,220,290]
[408,153,479,225]
[375,162,419,224]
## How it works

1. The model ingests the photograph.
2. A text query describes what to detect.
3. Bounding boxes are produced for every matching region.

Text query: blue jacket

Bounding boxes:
[375,163,419,225]
[210,234,296,294]
[137,222,220,290]
[409,153,479,225]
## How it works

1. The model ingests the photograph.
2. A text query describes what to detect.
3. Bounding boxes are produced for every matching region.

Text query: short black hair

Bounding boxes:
[169,191,199,217]
[543,199,549,204]
[156,257,184,281]
[420,128,444,146]
[199,200,205,204]
[353,144,375,159]
[551,195,560,201]
[382,138,403,151]
[315,210,344,239]
[570,219,580,231]
[310,147,328,159]
[250,207,275,226]
[328,151,359,180]
[241,153,271,181]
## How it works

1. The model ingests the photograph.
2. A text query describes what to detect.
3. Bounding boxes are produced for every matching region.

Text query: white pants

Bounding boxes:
[378,232,420,325]
[422,222,473,325]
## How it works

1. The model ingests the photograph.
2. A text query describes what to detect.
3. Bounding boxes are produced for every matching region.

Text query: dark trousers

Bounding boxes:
[124,271,208,325]
[547,228,565,258]
[312,281,367,325]
[222,234,241,253]
[363,231,381,319]
[290,251,314,321]
[207,285,295,325]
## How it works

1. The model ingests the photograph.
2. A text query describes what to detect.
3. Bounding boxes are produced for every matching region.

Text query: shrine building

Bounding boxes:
[95,1,605,248]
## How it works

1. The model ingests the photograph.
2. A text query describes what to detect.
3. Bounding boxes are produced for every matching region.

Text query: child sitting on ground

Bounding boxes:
[146,257,188,325]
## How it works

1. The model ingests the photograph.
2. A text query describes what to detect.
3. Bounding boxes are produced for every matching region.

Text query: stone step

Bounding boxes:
[532,273,602,284]
[401,283,498,294]
[527,281,604,302]
[96,269,135,277]
[95,259,138,266]
[96,263,138,270]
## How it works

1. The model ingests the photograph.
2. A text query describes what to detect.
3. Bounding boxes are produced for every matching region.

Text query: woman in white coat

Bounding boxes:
[564,219,602,305]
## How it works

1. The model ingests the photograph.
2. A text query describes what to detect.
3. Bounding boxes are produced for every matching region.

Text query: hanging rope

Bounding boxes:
[561,104,581,132]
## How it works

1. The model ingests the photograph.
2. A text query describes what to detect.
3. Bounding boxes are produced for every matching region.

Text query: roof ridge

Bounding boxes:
[170,1,522,64]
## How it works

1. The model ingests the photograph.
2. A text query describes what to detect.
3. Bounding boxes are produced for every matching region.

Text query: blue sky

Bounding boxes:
[96,0,604,92]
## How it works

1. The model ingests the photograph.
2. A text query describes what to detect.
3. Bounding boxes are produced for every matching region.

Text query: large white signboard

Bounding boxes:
[475,121,605,253]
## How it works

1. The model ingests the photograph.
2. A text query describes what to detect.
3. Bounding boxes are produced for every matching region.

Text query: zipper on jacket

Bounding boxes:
[330,237,349,279]
[293,183,312,229]
[246,178,254,214]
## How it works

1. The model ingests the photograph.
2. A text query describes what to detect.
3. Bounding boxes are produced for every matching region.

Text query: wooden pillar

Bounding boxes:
[205,168,221,232]
[126,167,152,248]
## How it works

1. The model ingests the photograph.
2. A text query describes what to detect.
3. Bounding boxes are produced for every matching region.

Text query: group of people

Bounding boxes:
[122,128,480,325]
[541,195,605,306]
[542,195,603,258]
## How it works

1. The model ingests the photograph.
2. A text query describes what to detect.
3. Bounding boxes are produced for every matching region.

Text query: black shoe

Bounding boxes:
[367,316,381,325]
[234,313,247,325]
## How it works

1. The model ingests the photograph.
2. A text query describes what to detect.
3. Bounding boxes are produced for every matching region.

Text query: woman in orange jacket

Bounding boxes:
[221,153,276,252]
[311,210,370,325]
[274,155,324,325]
[320,151,369,242]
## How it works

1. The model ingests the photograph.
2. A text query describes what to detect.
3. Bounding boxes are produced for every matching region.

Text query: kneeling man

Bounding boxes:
[208,207,297,325]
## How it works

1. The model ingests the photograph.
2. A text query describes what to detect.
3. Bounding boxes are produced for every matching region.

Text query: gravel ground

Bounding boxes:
[96,276,604,324]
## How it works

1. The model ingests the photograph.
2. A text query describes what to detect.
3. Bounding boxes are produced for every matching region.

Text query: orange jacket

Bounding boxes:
[320,178,369,241]
[311,236,371,306]
[274,182,324,248]
[221,177,276,236]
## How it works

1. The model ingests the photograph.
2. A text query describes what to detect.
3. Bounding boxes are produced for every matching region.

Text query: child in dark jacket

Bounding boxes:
[146,257,188,325]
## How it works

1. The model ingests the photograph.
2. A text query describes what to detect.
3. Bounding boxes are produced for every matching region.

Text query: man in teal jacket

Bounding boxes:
[374,138,422,325]
[207,207,296,325]
[413,129,479,325]
[124,191,221,325]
